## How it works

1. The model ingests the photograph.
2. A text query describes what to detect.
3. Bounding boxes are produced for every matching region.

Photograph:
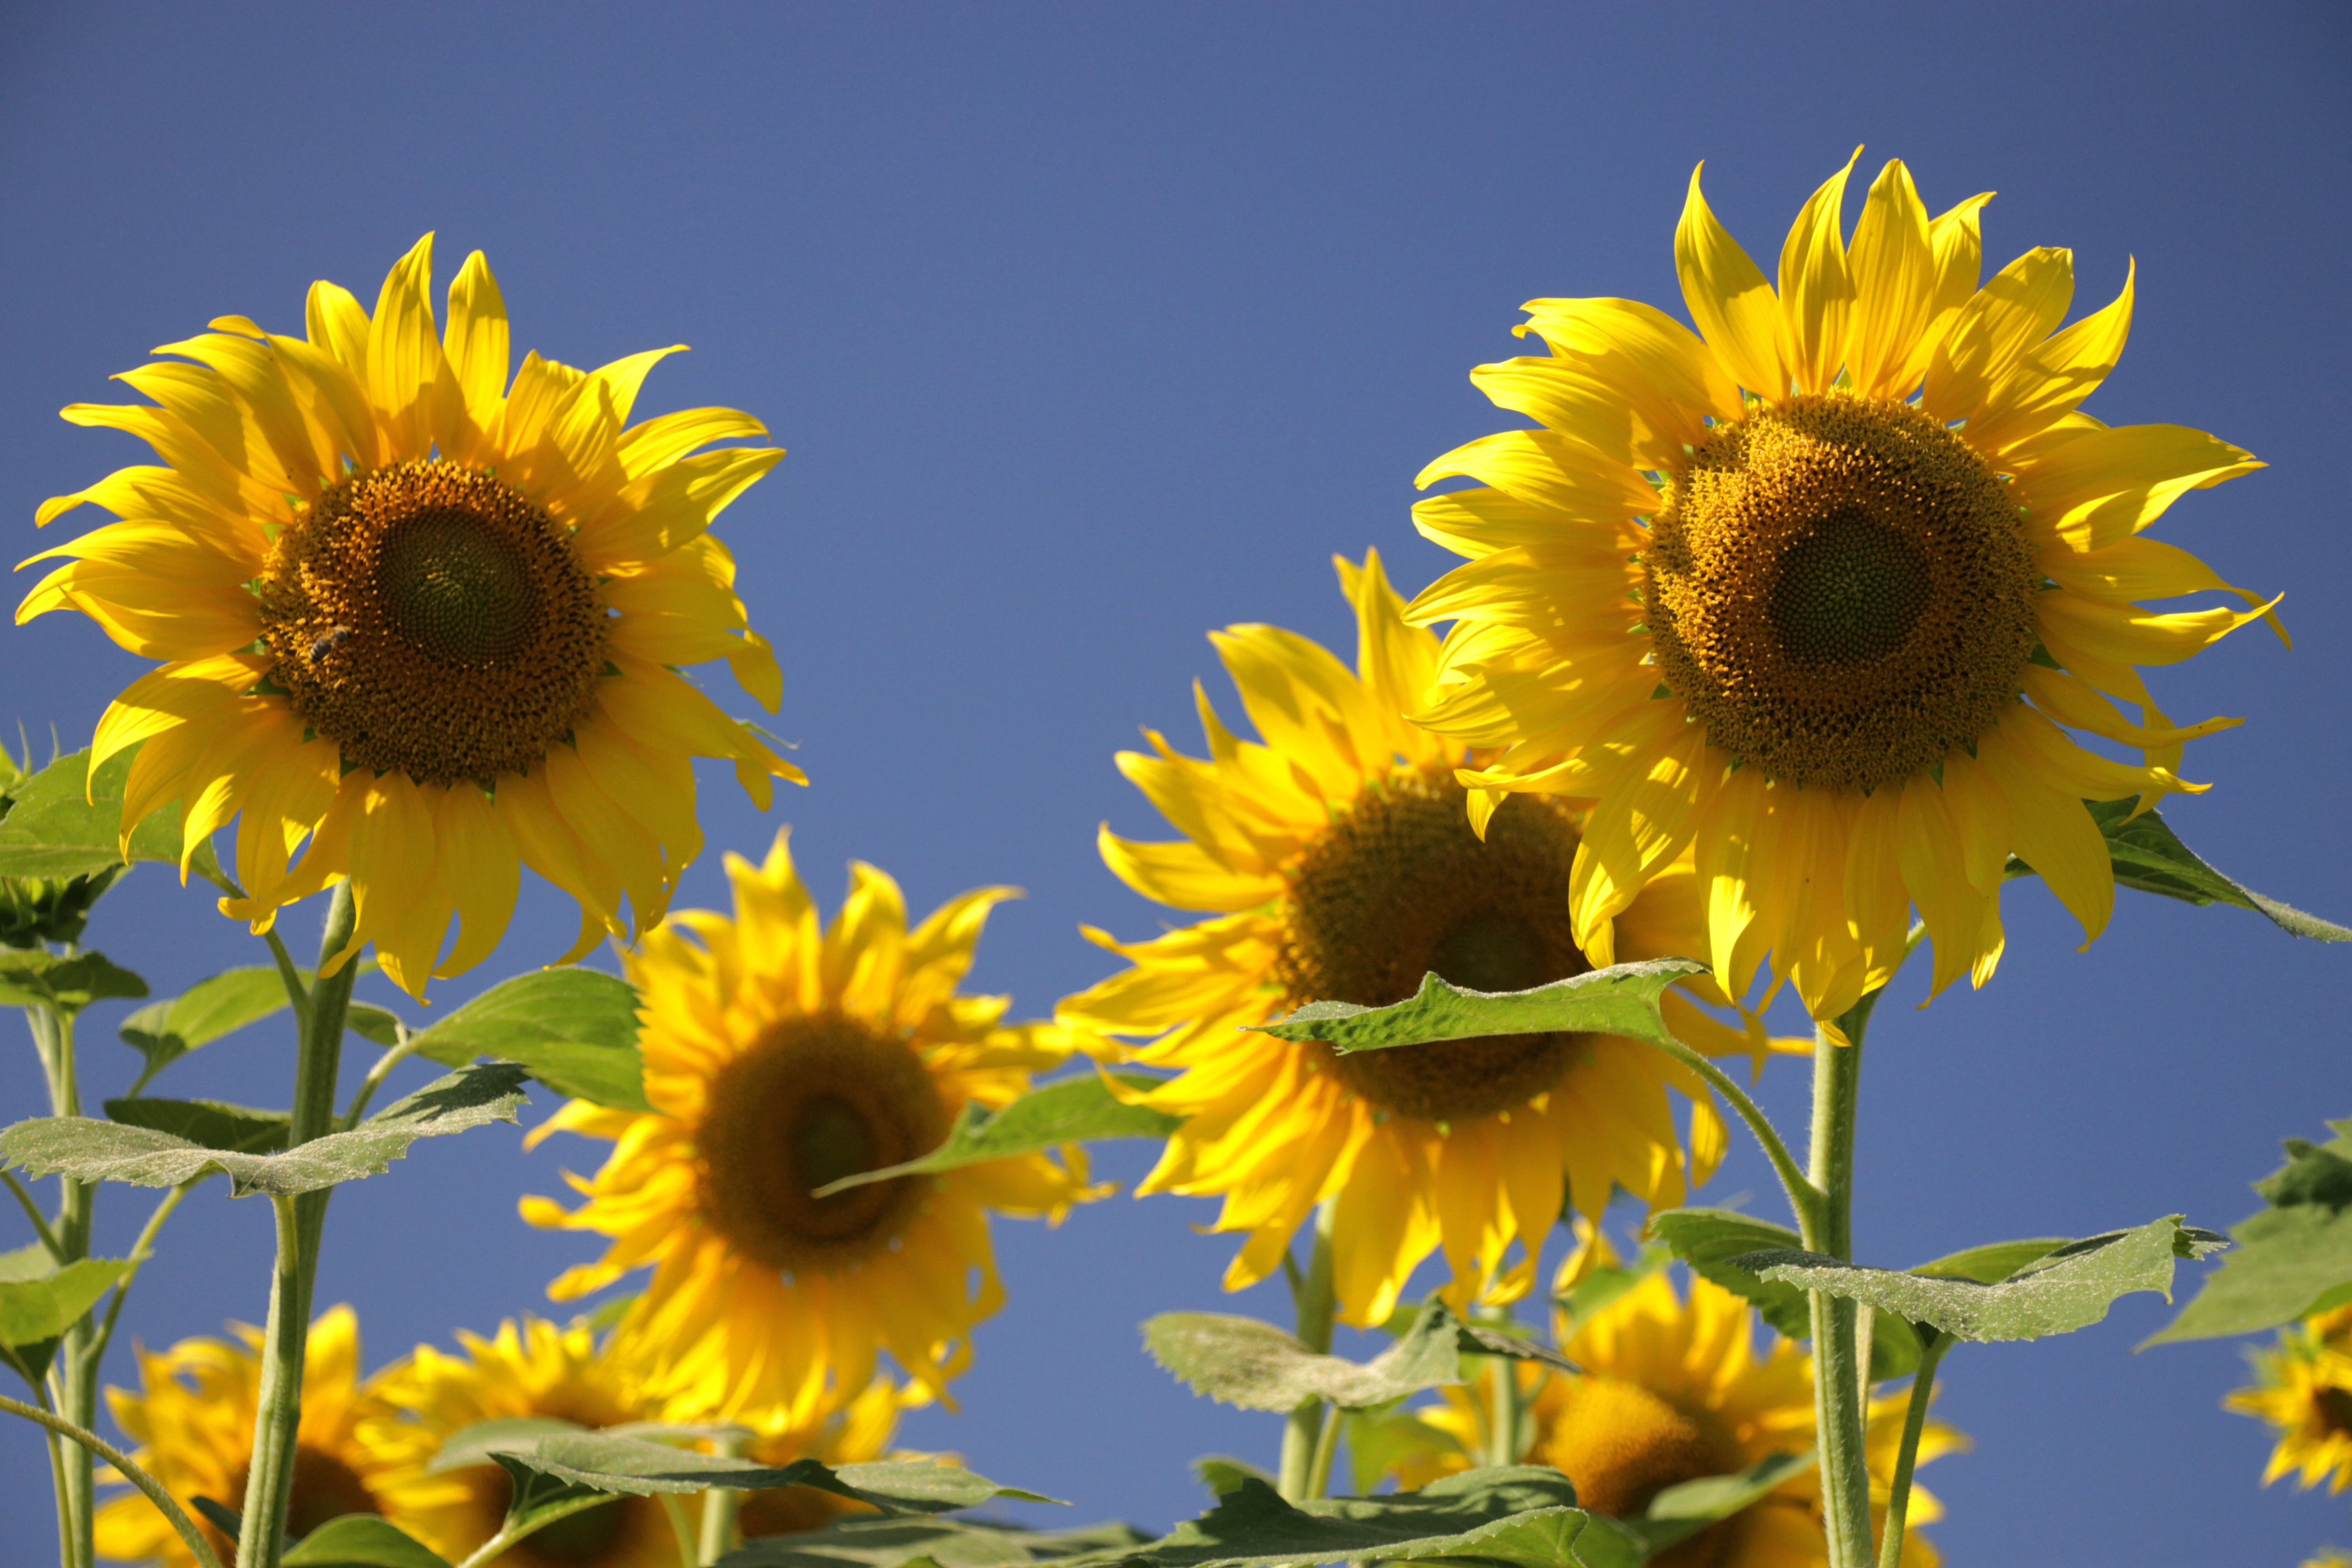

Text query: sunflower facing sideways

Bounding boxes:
[95,1306,396,1568]
[524,832,1102,1421]
[2228,1303,2352,1495]
[362,1315,908,1566]
[1385,1268,1963,1568]
[1058,552,1794,1328]
[1406,153,2281,1030]
[19,235,801,997]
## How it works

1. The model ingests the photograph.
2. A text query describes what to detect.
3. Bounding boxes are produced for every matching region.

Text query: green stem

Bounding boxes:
[1476,1304,1523,1468]
[1645,1030,1821,1233]
[1875,1331,1950,1568]
[696,1429,748,1564]
[235,883,358,1568]
[0,1391,226,1568]
[1803,998,1876,1568]
[453,1496,627,1568]
[30,998,97,1568]
[1277,1200,1337,1501]
[86,1180,195,1369]
[661,1495,701,1567]
[1,1167,65,1262]
[1304,1397,1344,1501]
[340,1026,418,1131]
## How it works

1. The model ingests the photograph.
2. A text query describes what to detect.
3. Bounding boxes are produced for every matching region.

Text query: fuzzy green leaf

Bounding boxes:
[282,1516,453,1568]
[347,1004,405,1048]
[105,1097,290,1153]
[1649,1209,1813,1340]
[2147,1122,2352,1344]
[1144,1299,1576,1414]
[0,949,148,1016]
[1192,1457,1277,1502]
[1076,1468,1597,1568]
[2016,800,2352,941]
[1,1064,527,1196]
[118,967,298,1092]
[0,1248,131,1385]
[488,1433,1061,1515]
[1734,1217,2225,1343]
[817,1071,1180,1196]
[1249,959,1708,1053]
[1344,1410,1463,1498]
[1588,1452,1817,1562]
[0,747,222,883]
[1909,1238,2071,1284]
[406,970,650,1113]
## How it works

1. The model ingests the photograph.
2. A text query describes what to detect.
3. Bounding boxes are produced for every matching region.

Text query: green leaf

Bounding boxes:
[1192,1457,1277,1502]
[104,1097,290,1153]
[0,949,148,1016]
[1142,1298,1577,1414]
[118,967,302,1092]
[1079,1468,1597,1568]
[282,1516,453,1568]
[1249,960,1708,1053]
[1909,1238,2070,1284]
[1556,1243,1672,1331]
[429,1417,587,1473]
[2148,1123,2352,1344]
[406,969,650,1113]
[1602,1452,1817,1561]
[1344,1409,1463,1497]
[816,1071,1181,1196]
[347,1004,405,1048]
[1649,1208,1812,1341]
[720,1520,1151,1568]
[0,1248,131,1386]
[0,747,222,883]
[2016,799,2352,942]
[0,1063,529,1197]
[1732,1216,2224,1343]
[488,1433,1061,1515]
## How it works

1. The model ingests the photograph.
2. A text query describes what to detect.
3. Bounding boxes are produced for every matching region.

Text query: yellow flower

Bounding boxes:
[2227,1303,2352,1493]
[1406,153,2281,1028]
[362,1315,908,1565]
[1390,1272,1963,1568]
[19,235,802,998]
[95,1306,395,1567]
[1058,552,1790,1327]
[524,832,1101,1420]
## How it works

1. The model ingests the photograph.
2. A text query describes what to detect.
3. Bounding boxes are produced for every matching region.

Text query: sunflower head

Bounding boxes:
[1407,153,2280,1025]
[20,235,805,997]
[96,1306,394,1568]
[524,831,1102,1420]
[1060,552,1789,1326]
[1387,1269,1964,1568]
[2228,1304,2352,1494]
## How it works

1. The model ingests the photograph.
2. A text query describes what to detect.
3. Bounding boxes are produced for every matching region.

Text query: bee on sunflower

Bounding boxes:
[524,832,1103,1421]
[1058,551,1794,1329]
[1382,1265,1964,1568]
[94,1307,393,1568]
[2228,1303,2352,1495]
[1405,153,2281,1031]
[19,235,801,997]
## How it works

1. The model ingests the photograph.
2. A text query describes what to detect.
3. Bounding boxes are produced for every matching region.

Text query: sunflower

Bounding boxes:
[1405,153,2282,1028]
[1387,1271,1963,1568]
[19,235,801,997]
[95,1305,396,1567]
[1056,551,1792,1327]
[522,832,1101,1420]
[2227,1303,2352,1493]
[363,1316,909,1566]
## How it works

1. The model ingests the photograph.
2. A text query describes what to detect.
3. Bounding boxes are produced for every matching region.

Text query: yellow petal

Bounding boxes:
[1845,160,1935,399]
[1776,149,1861,394]
[1674,162,1784,399]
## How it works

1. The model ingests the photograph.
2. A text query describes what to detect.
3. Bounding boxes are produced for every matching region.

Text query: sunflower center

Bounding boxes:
[1645,393,2037,792]
[1536,1378,1744,1568]
[2318,1387,2352,1439]
[258,458,608,787]
[1277,776,1593,1124]
[695,1011,949,1273]
[485,1468,644,1568]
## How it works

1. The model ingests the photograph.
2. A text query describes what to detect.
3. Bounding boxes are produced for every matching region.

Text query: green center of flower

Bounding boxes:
[1645,392,2037,792]
[258,458,608,787]
[697,1012,948,1272]
[1278,777,1594,1124]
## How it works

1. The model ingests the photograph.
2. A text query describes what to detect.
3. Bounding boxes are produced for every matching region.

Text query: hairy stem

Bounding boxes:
[454,1497,625,1568]
[236,884,358,1568]
[1876,1331,1951,1568]
[696,1429,748,1564]
[2,1167,64,1261]
[1804,994,1877,1568]
[1278,1200,1337,1501]
[30,998,97,1568]
[1645,1030,1821,1233]
[0,1391,226,1568]
[86,1181,195,1369]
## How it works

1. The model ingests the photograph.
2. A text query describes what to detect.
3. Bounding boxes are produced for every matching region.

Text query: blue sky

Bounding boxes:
[2,3,2348,1563]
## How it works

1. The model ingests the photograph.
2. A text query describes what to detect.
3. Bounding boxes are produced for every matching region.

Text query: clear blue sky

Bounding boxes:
[3,4,2348,1564]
